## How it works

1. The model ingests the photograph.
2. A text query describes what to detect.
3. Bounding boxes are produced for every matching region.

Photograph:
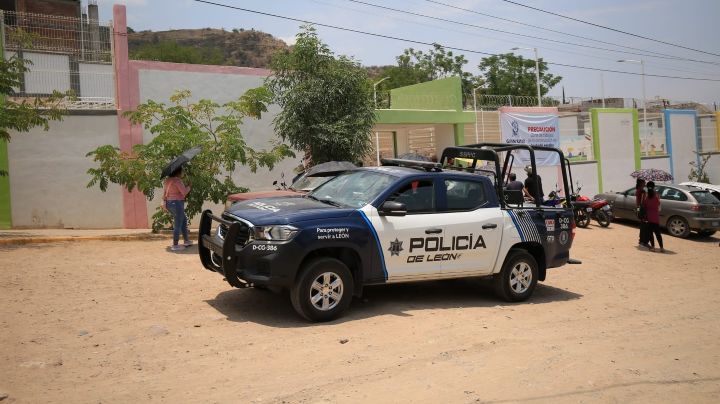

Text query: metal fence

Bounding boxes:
[2,10,111,62]
[1,10,115,109]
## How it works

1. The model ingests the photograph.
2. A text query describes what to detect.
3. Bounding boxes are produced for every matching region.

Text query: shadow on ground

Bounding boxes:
[205,278,583,327]
[611,219,719,243]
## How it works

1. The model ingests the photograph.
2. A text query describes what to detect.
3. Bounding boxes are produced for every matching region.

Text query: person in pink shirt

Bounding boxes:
[642,181,664,252]
[163,167,192,251]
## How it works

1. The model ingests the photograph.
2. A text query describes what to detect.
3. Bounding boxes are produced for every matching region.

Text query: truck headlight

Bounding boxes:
[250,225,299,241]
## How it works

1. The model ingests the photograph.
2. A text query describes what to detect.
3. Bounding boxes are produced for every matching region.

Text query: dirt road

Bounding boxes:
[2,222,719,403]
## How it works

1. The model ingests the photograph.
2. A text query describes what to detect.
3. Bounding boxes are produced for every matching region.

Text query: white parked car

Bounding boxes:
[679,182,720,201]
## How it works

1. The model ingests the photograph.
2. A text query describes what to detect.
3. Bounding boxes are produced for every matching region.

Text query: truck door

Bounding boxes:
[365,178,447,282]
[439,178,503,276]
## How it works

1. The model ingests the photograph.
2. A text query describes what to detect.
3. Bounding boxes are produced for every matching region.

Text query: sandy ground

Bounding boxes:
[1,221,720,403]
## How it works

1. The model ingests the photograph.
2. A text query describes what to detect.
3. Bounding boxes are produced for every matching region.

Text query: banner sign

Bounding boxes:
[500,112,560,166]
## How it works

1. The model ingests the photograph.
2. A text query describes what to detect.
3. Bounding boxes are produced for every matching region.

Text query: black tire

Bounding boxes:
[575,209,590,228]
[596,210,611,227]
[666,216,691,238]
[493,249,539,302]
[697,230,716,237]
[290,257,354,322]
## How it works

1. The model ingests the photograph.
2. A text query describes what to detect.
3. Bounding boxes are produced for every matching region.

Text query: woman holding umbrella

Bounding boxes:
[642,181,664,252]
[163,167,192,251]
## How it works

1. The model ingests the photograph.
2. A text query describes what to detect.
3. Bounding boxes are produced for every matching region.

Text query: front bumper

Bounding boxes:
[198,210,298,289]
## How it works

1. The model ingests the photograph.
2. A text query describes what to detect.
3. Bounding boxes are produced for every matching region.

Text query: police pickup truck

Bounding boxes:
[199,144,577,322]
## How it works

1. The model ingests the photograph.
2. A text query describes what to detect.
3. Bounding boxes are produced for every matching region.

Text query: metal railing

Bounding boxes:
[2,10,112,63]
[2,10,115,110]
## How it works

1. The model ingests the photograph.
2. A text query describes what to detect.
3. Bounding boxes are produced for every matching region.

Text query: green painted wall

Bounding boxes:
[453,124,464,146]
[390,76,463,111]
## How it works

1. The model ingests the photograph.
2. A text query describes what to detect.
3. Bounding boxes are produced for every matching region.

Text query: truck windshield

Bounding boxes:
[309,170,396,208]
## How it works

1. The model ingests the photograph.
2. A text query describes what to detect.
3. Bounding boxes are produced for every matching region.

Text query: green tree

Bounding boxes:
[0,30,68,175]
[130,41,224,65]
[86,89,294,231]
[377,44,482,108]
[265,25,375,165]
[689,151,711,183]
[478,53,562,97]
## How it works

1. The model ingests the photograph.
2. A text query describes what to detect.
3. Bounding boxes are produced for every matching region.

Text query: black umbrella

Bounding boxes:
[161,146,202,178]
[305,161,357,177]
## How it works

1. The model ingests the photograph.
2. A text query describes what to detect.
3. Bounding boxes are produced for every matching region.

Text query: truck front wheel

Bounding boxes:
[493,249,538,302]
[290,257,354,322]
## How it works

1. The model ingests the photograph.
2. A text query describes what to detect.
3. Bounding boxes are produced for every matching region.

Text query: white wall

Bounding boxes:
[568,162,600,197]
[24,52,71,94]
[641,156,671,172]
[596,112,636,193]
[78,63,114,98]
[705,155,720,184]
[667,113,697,184]
[137,69,303,222]
[8,114,124,228]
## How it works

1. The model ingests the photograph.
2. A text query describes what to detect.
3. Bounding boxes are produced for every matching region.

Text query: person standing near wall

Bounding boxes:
[642,181,664,252]
[163,167,192,251]
[636,178,649,247]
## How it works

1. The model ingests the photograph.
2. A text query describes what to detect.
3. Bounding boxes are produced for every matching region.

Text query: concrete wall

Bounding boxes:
[592,109,639,193]
[78,62,114,98]
[665,110,697,184]
[7,114,124,228]
[136,67,301,224]
[705,154,720,184]
[434,124,456,154]
[24,52,71,94]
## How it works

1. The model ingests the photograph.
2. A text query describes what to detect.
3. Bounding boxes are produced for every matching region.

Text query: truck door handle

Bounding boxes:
[482,223,497,229]
[425,228,442,234]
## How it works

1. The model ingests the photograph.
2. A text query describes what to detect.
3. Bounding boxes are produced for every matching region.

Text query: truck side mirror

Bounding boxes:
[379,201,407,216]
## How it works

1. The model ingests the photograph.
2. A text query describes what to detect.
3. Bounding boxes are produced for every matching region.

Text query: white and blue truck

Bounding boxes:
[199,143,578,321]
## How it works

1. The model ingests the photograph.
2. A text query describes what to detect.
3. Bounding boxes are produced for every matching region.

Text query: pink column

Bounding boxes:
[113,5,148,228]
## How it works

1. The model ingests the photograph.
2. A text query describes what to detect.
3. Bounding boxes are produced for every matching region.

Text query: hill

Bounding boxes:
[128,28,290,68]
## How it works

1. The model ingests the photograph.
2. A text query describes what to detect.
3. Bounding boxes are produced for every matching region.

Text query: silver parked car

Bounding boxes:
[597,184,720,238]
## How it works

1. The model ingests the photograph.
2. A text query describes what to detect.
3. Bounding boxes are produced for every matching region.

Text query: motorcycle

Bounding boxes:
[572,186,613,228]
[544,186,612,228]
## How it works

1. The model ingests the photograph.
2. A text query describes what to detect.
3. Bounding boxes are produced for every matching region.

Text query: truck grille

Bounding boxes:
[218,214,251,246]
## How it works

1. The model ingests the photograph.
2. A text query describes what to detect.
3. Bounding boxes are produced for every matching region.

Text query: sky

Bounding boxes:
[93,0,720,105]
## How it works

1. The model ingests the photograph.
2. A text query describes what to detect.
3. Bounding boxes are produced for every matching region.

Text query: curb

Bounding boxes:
[0,230,201,246]
[0,233,168,246]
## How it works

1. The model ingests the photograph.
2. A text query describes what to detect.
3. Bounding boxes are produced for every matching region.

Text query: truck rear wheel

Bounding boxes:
[493,249,538,302]
[290,257,354,322]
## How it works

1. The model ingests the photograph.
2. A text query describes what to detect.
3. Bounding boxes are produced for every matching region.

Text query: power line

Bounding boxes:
[345,0,720,66]
[421,0,704,64]
[322,0,720,78]
[189,0,720,82]
[500,0,720,58]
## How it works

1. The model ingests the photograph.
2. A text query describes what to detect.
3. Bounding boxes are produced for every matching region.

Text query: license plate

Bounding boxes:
[586,207,593,212]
